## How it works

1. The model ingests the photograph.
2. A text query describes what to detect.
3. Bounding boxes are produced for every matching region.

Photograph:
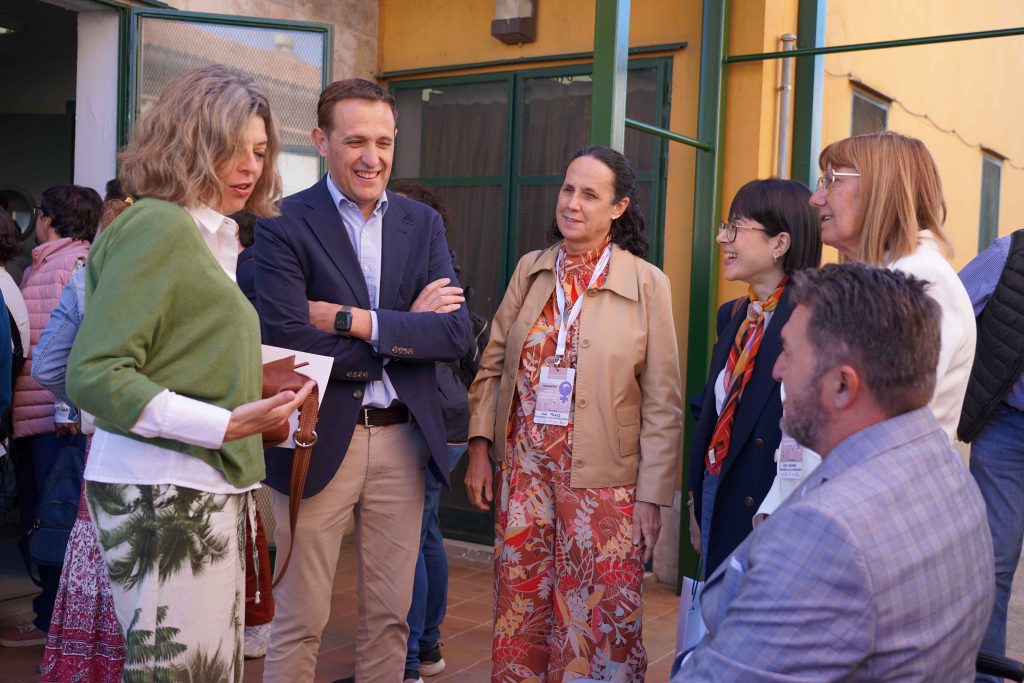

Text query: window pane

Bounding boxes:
[516,184,560,256]
[979,157,1001,249]
[135,17,325,195]
[393,81,509,178]
[851,91,888,137]
[427,184,507,320]
[519,66,661,176]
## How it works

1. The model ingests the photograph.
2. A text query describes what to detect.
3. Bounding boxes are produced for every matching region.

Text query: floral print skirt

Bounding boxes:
[492,444,647,683]
[85,482,246,682]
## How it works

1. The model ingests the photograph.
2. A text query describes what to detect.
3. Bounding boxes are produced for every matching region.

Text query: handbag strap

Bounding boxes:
[271,383,320,589]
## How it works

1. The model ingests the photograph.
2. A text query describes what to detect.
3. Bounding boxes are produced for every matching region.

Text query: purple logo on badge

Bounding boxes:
[559,381,572,404]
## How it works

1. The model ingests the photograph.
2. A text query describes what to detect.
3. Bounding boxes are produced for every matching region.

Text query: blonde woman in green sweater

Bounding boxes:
[66,65,312,681]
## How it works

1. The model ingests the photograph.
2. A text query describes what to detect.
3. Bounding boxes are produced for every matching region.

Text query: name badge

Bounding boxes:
[778,436,803,479]
[534,366,576,426]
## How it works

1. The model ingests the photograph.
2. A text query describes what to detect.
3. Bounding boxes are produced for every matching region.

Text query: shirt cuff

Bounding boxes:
[131,389,232,449]
[368,309,380,352]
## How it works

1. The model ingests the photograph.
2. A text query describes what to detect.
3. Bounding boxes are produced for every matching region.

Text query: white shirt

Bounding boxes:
[888,230,977,440]
[0,266,30,352]
[85,206,257,494]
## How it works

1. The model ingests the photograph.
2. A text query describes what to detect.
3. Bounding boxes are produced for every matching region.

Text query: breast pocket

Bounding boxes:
[616,404,641,457]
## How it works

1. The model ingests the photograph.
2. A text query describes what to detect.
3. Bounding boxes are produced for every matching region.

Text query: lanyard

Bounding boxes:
[553,246,611,358]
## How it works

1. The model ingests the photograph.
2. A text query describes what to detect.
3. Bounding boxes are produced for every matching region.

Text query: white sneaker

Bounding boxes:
[419,643,446,676]
[243,623,271,659]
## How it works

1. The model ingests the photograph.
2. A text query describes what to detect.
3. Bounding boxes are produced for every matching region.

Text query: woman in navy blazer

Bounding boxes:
[688,179,821,575]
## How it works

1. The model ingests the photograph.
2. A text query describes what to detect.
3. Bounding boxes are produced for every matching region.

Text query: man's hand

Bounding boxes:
[224,380,315,442]
[465,437,494,510]
[633,500,663,565]
[411,278,464,314]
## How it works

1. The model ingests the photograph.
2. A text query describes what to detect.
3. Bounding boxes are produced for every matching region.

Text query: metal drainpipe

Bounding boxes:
[776,33,797,178]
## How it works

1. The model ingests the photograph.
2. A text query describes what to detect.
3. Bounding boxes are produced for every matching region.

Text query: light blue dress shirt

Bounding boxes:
[325,173,399,409]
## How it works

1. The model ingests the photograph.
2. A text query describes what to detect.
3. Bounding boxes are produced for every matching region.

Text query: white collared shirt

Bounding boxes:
[85,205,256,494]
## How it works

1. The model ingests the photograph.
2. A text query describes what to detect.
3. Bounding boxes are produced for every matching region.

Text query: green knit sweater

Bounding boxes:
[67,198,264,488]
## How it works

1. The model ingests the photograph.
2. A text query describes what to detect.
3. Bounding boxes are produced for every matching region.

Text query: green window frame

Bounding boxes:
[388,58,671,544]
[979,152,1002,251]
[389,56,671,300]
[123,8,333,181]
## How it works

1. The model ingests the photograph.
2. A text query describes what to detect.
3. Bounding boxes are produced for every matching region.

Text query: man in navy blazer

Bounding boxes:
[255,79,472,683]
[674,265,993,682]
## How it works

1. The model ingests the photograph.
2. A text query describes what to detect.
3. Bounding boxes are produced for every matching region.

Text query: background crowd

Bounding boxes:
[0,62,1017,683]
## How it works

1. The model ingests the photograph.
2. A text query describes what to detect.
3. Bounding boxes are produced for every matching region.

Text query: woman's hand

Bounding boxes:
[224,380,315,442]
[633,500,663,565]
[465,437,494,510]
[687,496,702,555]
[411,278,465,314]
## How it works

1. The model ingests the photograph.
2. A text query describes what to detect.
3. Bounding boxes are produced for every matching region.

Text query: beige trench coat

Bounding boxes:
[467,242,683,506]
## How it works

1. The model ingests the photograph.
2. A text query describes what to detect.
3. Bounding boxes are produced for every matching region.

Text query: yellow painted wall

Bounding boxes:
[820,0,1024,267]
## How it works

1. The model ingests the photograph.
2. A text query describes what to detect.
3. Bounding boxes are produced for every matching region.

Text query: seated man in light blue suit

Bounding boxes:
[674,264,994,683]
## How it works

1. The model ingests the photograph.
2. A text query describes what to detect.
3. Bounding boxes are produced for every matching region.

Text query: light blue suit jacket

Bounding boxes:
[675,406,994,682]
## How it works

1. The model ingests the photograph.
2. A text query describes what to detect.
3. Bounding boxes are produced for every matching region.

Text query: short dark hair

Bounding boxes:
[729,178,822,275]
[0,210,20,263]
[230,210,257,249]
[548,145,649,257]
[40,185,102,242]
[391,180,449,227]
[104,178,123,203]
[317,78,397,133]
[789,263,940,417]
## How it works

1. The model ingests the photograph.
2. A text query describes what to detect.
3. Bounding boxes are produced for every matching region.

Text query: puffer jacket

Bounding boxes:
[14,237,89,437]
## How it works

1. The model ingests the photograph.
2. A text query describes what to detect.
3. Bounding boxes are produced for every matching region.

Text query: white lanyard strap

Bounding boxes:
[554,246,611,357]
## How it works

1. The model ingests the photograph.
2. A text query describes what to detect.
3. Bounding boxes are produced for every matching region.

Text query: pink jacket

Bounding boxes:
[14,238,90,437]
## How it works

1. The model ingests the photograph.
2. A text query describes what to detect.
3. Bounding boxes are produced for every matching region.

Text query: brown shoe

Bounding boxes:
[0,622,46,647]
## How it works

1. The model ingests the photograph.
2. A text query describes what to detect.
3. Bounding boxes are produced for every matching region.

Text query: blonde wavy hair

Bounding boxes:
[118,64,282,217]
[818,131,953,265]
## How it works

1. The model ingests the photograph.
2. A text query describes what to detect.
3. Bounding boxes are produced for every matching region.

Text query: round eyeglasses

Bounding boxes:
[815,168,860,193]
[717,220,768,243]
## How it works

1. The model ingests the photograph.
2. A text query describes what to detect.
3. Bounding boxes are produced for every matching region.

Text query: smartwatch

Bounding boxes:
[334,305,353,337]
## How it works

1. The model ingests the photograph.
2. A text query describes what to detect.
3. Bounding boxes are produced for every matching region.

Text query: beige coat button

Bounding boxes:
[577,398,588,408]
[586,289,597,297]
[580,338,591,348]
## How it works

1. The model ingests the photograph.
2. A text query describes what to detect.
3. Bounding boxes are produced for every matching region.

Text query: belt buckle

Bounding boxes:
[362,408,372,428]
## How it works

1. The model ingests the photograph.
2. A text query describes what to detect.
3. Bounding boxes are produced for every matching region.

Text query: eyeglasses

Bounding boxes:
[717,220,768,243]
[815,168,860,193]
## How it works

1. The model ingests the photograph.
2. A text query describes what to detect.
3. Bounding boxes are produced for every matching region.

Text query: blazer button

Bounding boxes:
[353,389,363,399]
[580,338,591,348]
[577,398,588,408]
[755,438,765,447]
[744,496,755,507]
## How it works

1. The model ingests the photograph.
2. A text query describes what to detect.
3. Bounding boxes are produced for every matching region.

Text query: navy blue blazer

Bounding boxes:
[688,289,794,575]
[253,178,472,498]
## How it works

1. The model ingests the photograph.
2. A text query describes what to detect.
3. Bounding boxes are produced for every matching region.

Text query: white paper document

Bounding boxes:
[261,344,334,448]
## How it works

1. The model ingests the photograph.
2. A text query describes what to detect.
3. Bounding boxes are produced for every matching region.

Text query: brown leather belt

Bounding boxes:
[358,404,410,427]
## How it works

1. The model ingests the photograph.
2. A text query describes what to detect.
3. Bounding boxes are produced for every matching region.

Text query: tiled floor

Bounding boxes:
[3,538,1023,682]
[0,539,680,682]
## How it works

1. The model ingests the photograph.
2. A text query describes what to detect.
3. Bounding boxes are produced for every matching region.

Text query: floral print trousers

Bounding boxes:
[492,445,647,683]
[85,482,246,683]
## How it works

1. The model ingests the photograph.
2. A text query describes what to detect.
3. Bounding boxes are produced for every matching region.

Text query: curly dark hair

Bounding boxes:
[40,185,102,242]
[390,180,449,227]
[547,145,649,257]
[0,210,21,263]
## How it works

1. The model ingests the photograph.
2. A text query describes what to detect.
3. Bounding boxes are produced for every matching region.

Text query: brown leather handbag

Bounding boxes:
[260,355,320,588]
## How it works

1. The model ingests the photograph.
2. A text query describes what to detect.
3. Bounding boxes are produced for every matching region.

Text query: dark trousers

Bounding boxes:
[14,432,87,632]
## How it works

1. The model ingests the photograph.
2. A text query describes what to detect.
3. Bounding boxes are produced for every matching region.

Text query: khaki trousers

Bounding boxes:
[263,422,428,683]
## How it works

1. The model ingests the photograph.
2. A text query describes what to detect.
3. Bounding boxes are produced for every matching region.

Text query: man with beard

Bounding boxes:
[673,264,994,682]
